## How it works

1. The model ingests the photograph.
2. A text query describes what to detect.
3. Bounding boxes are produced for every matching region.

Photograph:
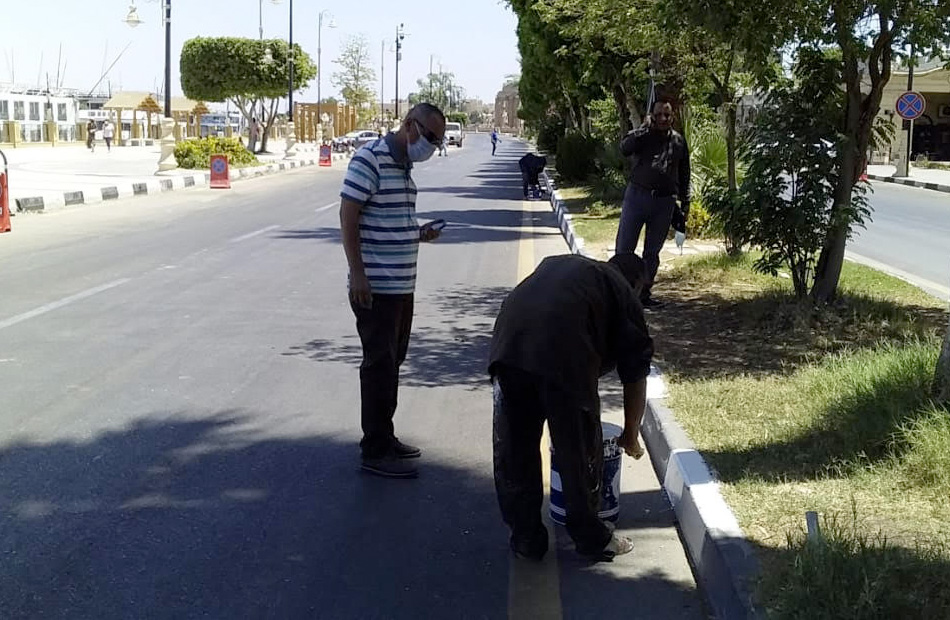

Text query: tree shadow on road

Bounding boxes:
[0,411,709,619]
[283,285,512,390]
[0,412,511,619]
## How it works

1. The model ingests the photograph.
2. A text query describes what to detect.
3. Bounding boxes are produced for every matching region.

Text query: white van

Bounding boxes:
[444,122,464,147]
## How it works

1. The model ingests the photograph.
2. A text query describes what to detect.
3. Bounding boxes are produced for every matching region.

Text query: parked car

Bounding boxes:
[333,129,382,151]
[444,122,464,147]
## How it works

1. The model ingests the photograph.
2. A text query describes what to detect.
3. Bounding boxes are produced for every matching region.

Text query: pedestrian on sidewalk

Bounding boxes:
[247,118,260,153]
[489,252,653,561]
[102,120,115,152]
[86,119,97,152]
[438,135,448,157]
[491,128,501,156]
[615,99,691,309]
[339,102,447,479]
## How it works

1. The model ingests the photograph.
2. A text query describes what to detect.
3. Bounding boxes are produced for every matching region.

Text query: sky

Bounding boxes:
[1,0,521,110]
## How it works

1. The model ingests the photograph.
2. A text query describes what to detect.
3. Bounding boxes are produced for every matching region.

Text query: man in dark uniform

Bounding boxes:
[616,99,691,308]
[489,252,654,560]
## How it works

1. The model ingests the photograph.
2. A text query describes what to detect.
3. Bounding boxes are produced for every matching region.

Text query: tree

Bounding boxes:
[332,35,376,128]
[180,37,316,152]
[728,49,870,299]
[412,70,465,113]
[786,0,950,303]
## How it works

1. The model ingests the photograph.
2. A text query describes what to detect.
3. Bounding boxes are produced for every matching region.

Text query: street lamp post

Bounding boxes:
[317,10,335,144]
[395,24,405,120]
[284,0,297,158]
[124,1,176,172]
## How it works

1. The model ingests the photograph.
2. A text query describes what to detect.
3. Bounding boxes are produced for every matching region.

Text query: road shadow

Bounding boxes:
[0,412,510,619]
[284,285,512,390]
[273,215,560,247]
[0,412,710,619]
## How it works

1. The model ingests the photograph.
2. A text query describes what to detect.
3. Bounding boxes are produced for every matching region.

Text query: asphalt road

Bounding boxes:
[0,134,704,619]
[852,182,950,298]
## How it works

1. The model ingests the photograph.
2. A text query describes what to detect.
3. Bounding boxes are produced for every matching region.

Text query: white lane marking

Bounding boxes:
[315,202,338,213]
[0,279,131,331]
[229,225,281,243]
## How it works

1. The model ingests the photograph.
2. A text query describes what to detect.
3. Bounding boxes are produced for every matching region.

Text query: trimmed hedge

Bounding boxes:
[174,137,259,169]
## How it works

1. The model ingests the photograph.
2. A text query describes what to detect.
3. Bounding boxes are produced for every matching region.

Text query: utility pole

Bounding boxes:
[395,24,405,120]
[381,40,385,128]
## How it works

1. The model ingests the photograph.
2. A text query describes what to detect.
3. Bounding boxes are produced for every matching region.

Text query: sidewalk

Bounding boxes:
[1,139,344,212]
[866,164,950,193]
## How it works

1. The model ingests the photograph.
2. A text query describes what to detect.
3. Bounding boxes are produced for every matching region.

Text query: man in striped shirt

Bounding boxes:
[340,103,446,479]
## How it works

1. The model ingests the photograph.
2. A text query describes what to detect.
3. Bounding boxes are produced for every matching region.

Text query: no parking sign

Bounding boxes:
[896,91,926,120]
[210,154,230,189]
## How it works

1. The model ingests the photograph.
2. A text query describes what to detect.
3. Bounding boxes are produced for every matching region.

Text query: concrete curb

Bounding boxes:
[540,165,761,619]
[540,171,592,258]
[866,173,950,193]
[12,151,351,213]
[641,374,762,620]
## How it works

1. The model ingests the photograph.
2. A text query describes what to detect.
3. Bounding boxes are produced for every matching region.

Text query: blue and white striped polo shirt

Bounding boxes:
[340,136,419,295]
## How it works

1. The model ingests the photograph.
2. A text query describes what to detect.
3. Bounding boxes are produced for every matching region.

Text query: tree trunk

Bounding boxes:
[936,303,950,404]
[810,170,854,304]
[723,101,743,256]
[725,103,738,192]
[612,83,633,135]
[812,44,863,305]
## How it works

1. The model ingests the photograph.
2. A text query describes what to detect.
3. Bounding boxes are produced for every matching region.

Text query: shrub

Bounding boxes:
[536,116,565,155]
[174,136,259,169]
[733,48,870,299]
[686,199,717,239]
[555,131,598,183]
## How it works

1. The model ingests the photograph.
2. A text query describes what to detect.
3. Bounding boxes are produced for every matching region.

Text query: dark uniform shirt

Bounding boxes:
[488,255,654,403]
[621,127,691,206]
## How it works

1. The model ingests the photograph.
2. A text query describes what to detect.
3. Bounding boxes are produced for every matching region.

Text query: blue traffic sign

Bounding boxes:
[896,91,926,120]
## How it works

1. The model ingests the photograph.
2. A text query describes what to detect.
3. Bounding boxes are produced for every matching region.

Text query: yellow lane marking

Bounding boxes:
[508,201,563,620]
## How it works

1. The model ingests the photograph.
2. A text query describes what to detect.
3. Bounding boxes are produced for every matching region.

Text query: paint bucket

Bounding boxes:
[549,422,623,526]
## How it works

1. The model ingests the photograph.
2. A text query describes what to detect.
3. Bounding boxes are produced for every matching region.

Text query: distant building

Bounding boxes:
[0,84,83,143]
[494,83,522,135]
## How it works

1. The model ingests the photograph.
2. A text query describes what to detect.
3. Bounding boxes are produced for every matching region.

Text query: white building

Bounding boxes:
[0,85,82,143]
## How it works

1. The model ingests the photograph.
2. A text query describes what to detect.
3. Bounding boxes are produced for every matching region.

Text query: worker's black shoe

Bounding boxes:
[393,439,421,459]
[510,527,548,561]
[360,455,418,479]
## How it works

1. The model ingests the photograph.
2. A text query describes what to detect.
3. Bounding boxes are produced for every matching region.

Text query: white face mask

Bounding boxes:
[408,135,437,162]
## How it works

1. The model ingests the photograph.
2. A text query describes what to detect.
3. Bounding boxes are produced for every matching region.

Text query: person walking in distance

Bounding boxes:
[86,119,97,152]
[247,118,260,153]
[615,99,691,309]
[490,252,653,560]
[340,103,447,479]
[491,128,501,156]
[102,119,115,152]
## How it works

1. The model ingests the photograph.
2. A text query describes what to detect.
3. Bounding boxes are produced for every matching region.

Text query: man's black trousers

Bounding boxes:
[351,294,414,459]
[492,364,612,555]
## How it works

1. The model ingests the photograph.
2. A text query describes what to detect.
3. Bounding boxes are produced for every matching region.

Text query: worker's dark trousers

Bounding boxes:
[492,364,611,555]
[615,184,676,300]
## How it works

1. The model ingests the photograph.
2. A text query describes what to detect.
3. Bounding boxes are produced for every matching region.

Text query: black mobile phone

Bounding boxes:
[424,219,447,231]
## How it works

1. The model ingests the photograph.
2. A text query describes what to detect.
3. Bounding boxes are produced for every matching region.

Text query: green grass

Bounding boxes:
[555,186,622,257]
[760,511,950,620]
[650,251,950,616]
